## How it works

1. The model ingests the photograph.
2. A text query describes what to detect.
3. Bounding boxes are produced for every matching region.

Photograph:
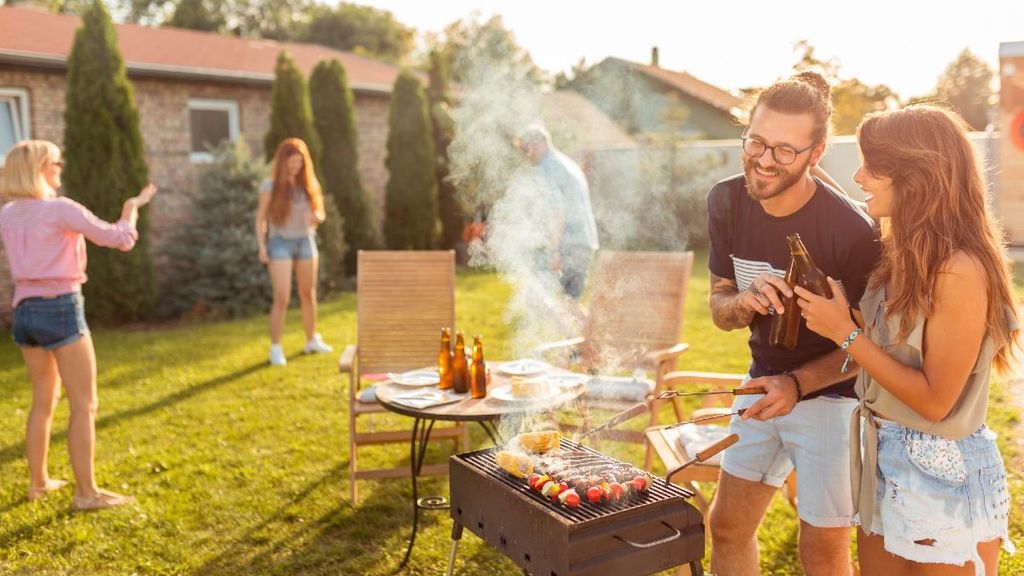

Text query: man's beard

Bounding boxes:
[742,155,809,201]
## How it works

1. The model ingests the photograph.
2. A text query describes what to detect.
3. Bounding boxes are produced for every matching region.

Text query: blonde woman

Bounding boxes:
[254,138,331,366]
[0,140,156,510]
[795,105,1017,575]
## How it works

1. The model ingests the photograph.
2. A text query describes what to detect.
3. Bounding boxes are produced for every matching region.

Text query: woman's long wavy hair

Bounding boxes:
[267,138,322,225]
[858,104,1019,372]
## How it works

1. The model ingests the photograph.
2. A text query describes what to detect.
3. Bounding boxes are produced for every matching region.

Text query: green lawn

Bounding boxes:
[0,252,1019,575]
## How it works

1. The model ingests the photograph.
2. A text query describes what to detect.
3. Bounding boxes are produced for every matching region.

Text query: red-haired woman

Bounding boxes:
[255,138,331,366]
[796,105,1017,575]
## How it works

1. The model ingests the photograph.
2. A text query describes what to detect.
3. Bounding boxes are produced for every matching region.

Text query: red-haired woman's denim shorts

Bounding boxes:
[12,292,89,350]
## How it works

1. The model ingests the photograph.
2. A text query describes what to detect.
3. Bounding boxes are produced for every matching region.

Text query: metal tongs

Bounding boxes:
[664,409,748,430]
[656,386,766,400]
[665,433,740,486]
[578,402,649,442]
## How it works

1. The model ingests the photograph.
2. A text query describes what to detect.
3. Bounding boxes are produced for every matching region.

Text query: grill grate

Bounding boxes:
[455,438,692,525]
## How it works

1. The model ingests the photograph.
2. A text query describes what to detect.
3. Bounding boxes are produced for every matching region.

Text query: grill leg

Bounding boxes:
[445,522,464,576]
[687,560,705,575]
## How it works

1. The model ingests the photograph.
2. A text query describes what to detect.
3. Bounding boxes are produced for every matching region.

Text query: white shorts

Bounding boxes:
[720,382,857,528]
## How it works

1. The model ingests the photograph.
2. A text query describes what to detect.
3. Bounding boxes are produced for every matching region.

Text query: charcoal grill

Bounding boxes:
[446,439,704,575]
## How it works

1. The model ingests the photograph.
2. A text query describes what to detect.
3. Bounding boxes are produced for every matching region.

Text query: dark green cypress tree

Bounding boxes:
[310,59,377,275]
[428,51,463,255]
[384,70,437,250]
[63,0,154,323]
[264,51,321,164]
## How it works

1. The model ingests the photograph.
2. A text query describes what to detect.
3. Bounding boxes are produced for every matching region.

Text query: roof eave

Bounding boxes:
[0,49,392,95]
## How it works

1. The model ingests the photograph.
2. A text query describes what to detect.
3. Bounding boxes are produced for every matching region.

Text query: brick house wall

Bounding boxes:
[0,64,392,321]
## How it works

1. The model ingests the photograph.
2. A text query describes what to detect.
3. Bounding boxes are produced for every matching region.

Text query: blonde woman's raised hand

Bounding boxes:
[132,183,158,208]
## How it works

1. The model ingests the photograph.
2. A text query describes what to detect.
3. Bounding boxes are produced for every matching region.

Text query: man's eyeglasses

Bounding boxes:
[740,132,816,166]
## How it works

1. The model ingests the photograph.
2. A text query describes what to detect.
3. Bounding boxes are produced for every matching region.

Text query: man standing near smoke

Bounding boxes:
[704,72,880,575]
[515,125,599,300]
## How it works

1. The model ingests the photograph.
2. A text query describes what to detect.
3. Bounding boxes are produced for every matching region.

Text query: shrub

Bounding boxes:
[160,141,270,319]
[310,59,376,275]
[264,51,321,164]
[384,70,437,249]
[63,0,154,323]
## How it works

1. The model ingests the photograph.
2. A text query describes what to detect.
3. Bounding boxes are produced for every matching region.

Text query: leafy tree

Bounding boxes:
[166,0,224,31]
[428,50,462,254]
[833,78,898,134]
[933,48,994,130]
[791,40,899,135]
[264,51,321,163]
[430,14,543,84]
[302,3,414,64]
[384,70,437,250]
[161,141,270,318]
[310,59,376,274]
[115,0,310,39]
[63,0,154,323]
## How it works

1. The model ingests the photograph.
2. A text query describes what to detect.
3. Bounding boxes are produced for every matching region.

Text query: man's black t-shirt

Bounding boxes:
[707,174,881,398]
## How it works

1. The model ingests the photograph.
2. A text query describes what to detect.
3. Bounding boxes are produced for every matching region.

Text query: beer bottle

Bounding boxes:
[438,328,453,390]
[769,233,833,349]
[469,335,487,399]
[452,331,470,394]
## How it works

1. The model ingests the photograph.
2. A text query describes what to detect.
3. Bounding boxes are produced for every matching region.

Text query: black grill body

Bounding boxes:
[449,440,704,576]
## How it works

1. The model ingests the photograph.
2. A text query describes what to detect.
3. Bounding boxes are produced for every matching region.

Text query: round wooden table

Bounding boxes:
[374,365,586,572]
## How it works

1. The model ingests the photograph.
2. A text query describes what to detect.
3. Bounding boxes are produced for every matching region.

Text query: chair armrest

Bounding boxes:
[642,343,689,369]
[534,336,586,357]
[338,344,357,375]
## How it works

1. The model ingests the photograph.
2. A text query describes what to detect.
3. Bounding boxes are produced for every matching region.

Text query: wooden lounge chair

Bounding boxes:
[339,250,468,502]
[537,250,694,469]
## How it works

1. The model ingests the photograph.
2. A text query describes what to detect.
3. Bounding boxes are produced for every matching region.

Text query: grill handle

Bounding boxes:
[612,521,681,549]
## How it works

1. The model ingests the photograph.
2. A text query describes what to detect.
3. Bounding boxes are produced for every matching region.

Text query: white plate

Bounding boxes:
[496,359,552,376]
[490,383,561,403]
[388,370,441,387]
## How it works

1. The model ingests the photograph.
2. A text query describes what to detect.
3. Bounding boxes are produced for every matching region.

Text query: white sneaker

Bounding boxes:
[269,344,287,366]
[303,334,333,354]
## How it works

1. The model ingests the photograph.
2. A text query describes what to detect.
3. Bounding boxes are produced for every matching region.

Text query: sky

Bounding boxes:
[353,0,1024,100]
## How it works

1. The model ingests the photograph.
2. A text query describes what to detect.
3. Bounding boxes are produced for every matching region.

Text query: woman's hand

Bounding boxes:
[258,246,269,265]
[793,277,857,344]
[131,183,158,208]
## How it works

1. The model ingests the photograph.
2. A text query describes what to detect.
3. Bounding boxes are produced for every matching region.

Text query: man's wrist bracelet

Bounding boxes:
[782,370,803,401]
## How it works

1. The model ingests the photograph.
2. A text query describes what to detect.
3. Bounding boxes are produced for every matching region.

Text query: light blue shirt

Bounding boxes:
[536,149,599,253]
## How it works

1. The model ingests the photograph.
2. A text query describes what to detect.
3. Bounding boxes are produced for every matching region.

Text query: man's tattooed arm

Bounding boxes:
[709,273,756,331]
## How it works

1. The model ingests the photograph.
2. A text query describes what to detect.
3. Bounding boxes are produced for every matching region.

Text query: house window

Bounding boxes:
[0,88,31,166]
[188,98,239,163]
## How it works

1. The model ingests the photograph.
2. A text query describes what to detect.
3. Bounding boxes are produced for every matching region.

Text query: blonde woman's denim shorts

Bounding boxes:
[12,292,89,350]
[865,418,1014,574]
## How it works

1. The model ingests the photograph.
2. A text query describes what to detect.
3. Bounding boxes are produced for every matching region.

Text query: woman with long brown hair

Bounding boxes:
[796,105,1017,574]
[255,138,331,366]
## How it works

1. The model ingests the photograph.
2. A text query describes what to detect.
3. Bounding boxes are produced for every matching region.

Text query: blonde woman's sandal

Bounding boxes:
[73,489,135,511]
[27,478,68,501]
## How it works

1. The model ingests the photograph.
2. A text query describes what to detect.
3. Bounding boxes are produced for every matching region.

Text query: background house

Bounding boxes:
[570,49,744,141]
[0,5,407,319]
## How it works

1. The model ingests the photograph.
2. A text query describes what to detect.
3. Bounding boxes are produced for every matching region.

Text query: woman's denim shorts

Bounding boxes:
[866,419,1015,574]
[267,235,317,261]
[12,292,89,350]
